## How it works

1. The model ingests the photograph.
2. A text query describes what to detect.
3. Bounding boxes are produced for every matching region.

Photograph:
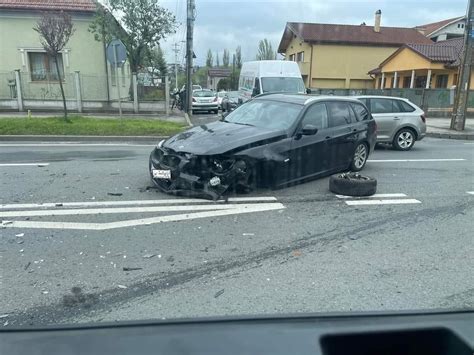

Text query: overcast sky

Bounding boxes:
[158,0,468,66]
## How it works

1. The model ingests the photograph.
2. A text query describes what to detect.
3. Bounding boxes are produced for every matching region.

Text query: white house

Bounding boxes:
[416,16,465,42]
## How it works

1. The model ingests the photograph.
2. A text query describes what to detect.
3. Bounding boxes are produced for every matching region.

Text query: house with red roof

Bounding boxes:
[278,10,433,89]
[0,0,130,104]
[368,37,467,90]
[415,17,465,42]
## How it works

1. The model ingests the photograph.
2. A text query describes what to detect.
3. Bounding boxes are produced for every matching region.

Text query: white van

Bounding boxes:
[238,60,306,103]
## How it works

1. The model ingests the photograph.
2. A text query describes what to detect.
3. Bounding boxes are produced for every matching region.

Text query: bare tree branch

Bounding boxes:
[33,11,75,120]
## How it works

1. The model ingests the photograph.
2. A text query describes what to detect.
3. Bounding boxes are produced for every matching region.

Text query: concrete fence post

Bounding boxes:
[165,75,170,115]
[14,69,23,112]
[450,86,456,105]
[74,71,83,113]
[132,73,139,113]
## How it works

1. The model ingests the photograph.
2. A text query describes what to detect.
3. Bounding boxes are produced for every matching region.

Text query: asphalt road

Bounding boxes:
[0,137,473,327]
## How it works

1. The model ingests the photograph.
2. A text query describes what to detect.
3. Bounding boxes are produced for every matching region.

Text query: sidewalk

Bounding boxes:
[426,118,474,140]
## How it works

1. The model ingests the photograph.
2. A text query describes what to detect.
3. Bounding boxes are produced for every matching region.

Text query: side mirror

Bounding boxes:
[306,88,312,94]
[221,112,229,120]
[301,124,318,135]
[252,87,260,97]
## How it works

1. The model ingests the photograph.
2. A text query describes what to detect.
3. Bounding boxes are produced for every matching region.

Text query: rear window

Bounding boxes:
[194,91,215,97]
[350,103,370,121]
[326,102,352,127]
[397,100,416,112]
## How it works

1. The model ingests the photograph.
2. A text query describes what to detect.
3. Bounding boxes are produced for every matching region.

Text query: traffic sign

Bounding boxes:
[106,39,127,66]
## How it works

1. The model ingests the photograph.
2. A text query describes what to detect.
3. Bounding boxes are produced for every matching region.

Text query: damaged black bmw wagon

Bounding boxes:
[149,94,377,199]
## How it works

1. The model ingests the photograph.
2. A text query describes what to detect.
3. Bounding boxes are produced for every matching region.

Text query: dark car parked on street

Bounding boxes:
[149,94,377,199]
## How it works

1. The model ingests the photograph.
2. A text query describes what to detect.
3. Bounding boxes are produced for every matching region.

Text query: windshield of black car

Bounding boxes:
[224,99,302,130]
[194,91,215,97]
[261,77,305,93]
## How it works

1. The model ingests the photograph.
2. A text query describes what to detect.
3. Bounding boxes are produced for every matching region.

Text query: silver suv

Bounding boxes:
[354,96,426,150]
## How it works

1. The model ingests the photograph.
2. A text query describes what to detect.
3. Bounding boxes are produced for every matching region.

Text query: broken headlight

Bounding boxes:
[209,157,235,174]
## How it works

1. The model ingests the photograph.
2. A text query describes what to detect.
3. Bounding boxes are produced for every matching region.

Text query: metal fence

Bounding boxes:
[309,87,472,110]
[19,71,76,100]
[80,74,109,101]
[137,74,166,102]
[0,71,16,99]
[0,70,170,113]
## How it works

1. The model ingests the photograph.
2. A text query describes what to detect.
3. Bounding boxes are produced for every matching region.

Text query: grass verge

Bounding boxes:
[0,116,186,136]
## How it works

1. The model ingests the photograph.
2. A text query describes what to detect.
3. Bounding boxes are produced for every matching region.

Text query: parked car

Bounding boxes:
[192,89,219,114]
[216,91,227,109]
[149,94,377,200]
[221,91,240,112]
[354,96,426,150]
[180,84,203,92]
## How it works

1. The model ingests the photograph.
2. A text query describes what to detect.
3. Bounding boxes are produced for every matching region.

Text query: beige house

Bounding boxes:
[278,11,432,89]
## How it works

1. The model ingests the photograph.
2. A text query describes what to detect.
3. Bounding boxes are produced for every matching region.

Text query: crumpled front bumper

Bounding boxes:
[149,147,248,200]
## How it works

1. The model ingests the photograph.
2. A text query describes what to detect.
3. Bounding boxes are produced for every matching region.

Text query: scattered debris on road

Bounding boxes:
[0,314,9,319]
[24,262,31,271]
[107,192,123,196]
[122,267,143,271]
[142,253,156,259]
[242,233,255,236]
[15,233,24,237]
[117,284,127,289]
[214,289,225,298]
[55,203,63,207]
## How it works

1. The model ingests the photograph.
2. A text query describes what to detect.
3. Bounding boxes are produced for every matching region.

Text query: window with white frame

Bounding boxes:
[28,52,64,81]
[289,53,296,61]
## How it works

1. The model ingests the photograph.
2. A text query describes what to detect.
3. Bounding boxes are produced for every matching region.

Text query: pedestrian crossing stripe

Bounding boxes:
[336,193,421,206]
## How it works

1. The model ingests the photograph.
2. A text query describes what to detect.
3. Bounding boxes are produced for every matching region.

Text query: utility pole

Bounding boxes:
[451,0,473,131]
[185,0,195,114]
[172,43,180,90]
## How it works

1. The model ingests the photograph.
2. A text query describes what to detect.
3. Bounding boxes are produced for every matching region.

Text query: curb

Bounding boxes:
[426,132,474,140]
[0,135,168,143]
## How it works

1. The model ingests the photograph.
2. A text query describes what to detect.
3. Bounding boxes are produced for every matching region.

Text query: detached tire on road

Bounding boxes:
[329,173,377,197]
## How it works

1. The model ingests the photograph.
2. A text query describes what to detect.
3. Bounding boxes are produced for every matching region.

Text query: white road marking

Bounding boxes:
[335,193,407,199]
[0,203,285,230]
[0,163,50,167]
[467,191,474,195]
[368,159,466,162]
[463,143,474,145]
[0,143,154,147]
[0,204,257,218]
[0,197,277,210]
[345,199,421,206]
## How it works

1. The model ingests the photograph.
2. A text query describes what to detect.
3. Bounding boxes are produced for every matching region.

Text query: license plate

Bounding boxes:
[152,169,171,179]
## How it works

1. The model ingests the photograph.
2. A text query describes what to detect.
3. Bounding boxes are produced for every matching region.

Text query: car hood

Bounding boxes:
[163,121,286,155]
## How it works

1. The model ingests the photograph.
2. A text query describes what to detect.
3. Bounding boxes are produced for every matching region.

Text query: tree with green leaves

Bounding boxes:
[89,0,176,96]
[222,49,230,67]
[256,39,276,60]
[235,45,242,69]
[145,45,167,86]
[216,52,220,67]
[34,11,75,120]
[206,49,213,67]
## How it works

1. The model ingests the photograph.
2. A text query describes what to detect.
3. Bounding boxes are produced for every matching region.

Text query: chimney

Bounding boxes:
[374,9,381,33]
